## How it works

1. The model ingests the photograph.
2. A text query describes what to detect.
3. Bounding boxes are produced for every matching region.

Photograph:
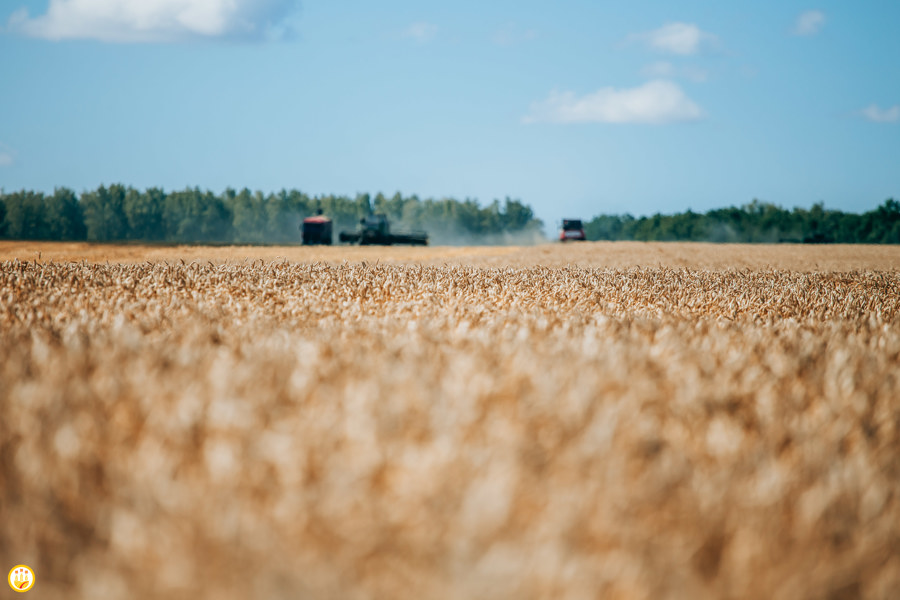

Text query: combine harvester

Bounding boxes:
[339,214,428,246]
[559,218,586,242]
[300,212,333,245]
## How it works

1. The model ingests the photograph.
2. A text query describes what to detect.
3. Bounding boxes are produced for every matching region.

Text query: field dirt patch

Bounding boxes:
[2,254,899,599]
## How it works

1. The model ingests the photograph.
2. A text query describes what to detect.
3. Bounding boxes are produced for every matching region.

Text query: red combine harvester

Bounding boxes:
[559,218,586,242]
[301,214,333,245]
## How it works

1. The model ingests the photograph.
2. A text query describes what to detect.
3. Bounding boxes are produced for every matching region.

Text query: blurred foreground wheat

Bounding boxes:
[2,258,899,599]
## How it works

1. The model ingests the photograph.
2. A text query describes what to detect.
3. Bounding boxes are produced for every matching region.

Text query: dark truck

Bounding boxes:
[300,215,333,245]
[339,214,428,246]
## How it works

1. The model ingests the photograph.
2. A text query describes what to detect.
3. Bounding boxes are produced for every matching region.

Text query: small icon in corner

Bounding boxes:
[8,565,35,592]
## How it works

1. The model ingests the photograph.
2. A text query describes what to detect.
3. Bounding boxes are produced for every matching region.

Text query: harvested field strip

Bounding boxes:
[3,239,900,271]
[2,260,899,599]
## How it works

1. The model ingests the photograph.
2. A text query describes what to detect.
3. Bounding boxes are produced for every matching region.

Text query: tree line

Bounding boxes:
[0,185,543,245]
[3,186,897,245]
[584,199,900,244]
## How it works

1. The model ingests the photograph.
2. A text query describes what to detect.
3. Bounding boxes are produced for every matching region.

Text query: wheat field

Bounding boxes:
[1,241,899,599]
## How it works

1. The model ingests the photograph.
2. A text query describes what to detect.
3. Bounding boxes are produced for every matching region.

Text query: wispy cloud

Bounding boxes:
[403,21,437,43]
[492,22,537,46]
[631,22,717,55]
[0,143,15,167]
[641,61,708,82]
[793,10,825,36]
[6,0,299,43]
[860,104,900,123]
[525,80,704,125]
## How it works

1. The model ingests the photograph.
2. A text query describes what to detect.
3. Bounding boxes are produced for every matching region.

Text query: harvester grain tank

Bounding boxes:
[301,214,333,245]
[339,214,428,246]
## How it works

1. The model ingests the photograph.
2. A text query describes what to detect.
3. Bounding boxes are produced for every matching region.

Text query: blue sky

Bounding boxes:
[1,1,898,229]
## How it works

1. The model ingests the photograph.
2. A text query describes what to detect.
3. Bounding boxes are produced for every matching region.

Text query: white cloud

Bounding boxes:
[794,10,825,36]
[860,104,900,123]
[492,22,537,46]
[632,22,717,55]
[0,143,15,167]
[525,80,704,125]
[403,21,437,43]
[641,61,708,82]
[7,0,298,43]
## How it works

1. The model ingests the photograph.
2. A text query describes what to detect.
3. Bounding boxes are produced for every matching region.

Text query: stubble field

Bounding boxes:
[2,241,899,599]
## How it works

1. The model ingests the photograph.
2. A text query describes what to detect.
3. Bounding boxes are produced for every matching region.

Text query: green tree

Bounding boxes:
[500,197,538,232]
[45,187,86,240]
[81,184,128,241]
[230,188,267,243]
[2,191,50,239]
[163,187,232,242]
[123,187,165,241]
